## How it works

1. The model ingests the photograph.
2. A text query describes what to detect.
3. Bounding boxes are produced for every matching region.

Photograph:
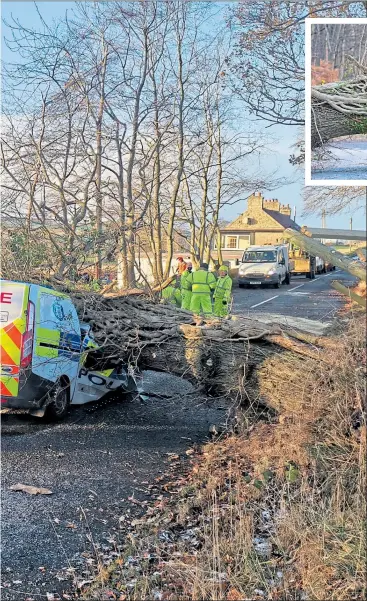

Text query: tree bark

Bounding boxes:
[311,102,360,148]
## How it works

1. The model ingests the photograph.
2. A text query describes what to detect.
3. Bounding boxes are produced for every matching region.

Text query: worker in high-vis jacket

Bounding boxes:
[180,262,193,310]
[186,263,216,317]
[161,276,182,307]
[213,265,232,317]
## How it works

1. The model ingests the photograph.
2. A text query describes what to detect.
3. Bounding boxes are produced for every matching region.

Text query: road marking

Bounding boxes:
[250,295,279,309]
[288,283,305,292]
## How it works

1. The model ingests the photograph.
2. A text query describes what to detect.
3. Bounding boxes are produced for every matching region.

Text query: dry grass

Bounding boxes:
[83,317,366,601]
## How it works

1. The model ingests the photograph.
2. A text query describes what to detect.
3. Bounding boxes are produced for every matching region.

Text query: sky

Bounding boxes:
[1,1,366,231]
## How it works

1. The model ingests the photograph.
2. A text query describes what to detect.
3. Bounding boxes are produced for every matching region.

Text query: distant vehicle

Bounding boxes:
[99,273,115,285]
[238,244,293,288]
[325,261,336,272]
[0,281,137,420]
[316,256,326,274]
[289,249,316,279]
[99,276,111,285]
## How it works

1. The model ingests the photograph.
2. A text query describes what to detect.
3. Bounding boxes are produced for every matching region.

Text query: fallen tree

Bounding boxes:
[311,77,367,148]
[73,290,331,397]
[283,226,367,281]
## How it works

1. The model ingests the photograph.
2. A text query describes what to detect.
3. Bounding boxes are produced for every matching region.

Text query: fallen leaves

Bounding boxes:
[9,483,52,495]
[227,588,244,600]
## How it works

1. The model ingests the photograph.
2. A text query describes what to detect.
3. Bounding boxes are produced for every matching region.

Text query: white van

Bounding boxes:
[238,245,293,288]
[0,280,137,420]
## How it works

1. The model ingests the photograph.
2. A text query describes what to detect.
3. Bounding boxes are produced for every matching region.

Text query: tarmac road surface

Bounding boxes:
[232,268,356,322]
[0,269,355,600]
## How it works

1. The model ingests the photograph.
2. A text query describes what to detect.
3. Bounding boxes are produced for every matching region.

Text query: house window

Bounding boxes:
[215,234,251,250]
[226,236,237,249]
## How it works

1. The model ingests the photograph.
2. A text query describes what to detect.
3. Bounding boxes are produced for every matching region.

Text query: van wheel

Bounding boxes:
[284,272,291,285]
[273,277,281,289]
[238,283,245,288]
[45,380,70,421]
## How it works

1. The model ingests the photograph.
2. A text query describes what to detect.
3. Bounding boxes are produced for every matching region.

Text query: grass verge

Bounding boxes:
[81,316,366,601]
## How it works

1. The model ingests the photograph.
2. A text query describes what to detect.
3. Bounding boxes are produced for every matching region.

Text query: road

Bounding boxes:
[1,269,354,600]
[232,268,355,322]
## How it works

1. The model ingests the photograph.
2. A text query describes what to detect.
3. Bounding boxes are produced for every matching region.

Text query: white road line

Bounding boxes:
[288,283,305,292]
[250,295,279,309]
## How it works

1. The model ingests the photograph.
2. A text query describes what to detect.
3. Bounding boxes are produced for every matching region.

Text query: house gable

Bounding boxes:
[223,193,295,232]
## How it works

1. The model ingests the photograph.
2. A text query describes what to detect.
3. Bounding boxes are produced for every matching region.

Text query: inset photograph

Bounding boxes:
[305,18,367,185]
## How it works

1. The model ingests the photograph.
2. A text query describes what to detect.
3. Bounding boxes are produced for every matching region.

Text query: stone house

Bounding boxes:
[215,192,299,267]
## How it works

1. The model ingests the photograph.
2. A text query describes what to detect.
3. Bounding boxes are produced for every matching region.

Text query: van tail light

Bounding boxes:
[20,301,35,368]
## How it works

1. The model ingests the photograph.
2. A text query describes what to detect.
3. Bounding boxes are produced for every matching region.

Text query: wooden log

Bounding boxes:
[283,228,367,281]
[331,281,366,310]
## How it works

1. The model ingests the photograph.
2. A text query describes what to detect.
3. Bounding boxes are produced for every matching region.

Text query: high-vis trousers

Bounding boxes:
[213,296,229,317]
[190,293,212,317]
[181,290,192,310]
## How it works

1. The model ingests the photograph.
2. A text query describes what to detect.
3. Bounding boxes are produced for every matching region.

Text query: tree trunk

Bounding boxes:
[151,72,163,284]
[70,290,332,397]
[283,227,367,281]
[311,102,360,148]
[95,40,108,279]
[163,29,185,280]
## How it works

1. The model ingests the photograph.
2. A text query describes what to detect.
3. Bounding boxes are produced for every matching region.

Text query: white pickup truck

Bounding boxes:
[238,244,293,288]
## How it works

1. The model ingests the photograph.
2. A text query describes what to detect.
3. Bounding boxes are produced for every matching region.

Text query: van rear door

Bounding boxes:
[31,287,81,399]
[0,281,29,399]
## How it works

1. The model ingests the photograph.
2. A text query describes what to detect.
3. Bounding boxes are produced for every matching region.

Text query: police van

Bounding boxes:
[0,280,137,420]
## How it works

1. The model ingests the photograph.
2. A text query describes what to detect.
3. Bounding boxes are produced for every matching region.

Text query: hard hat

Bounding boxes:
[219,265,228,272]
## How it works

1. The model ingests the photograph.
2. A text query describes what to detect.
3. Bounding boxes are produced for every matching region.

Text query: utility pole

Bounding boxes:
[321,209,326,244]
[293,206,297,222]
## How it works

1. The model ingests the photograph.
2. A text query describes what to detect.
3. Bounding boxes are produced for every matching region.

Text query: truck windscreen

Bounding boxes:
[242,251,276,263]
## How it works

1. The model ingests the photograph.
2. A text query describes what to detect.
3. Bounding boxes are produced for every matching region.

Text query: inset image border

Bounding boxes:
[305,17,367,187]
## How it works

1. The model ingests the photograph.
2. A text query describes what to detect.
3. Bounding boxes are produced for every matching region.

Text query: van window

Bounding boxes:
[242,250,276,263]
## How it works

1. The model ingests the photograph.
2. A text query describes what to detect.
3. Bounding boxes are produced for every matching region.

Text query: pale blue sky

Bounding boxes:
[1,1,365,230]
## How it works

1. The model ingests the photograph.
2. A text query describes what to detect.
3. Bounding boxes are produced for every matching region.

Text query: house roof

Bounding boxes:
[263,209,300,231]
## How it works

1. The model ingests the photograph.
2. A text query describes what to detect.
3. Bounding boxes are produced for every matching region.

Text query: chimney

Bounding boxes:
[263,198,281,212]
[279,204,291,216]
[247,192,264,214]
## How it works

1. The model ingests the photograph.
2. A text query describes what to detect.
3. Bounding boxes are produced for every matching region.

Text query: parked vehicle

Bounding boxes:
[238,244,294,288]
[316,256,326,274]
[289,249,316,279]
[0,280,137,420]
